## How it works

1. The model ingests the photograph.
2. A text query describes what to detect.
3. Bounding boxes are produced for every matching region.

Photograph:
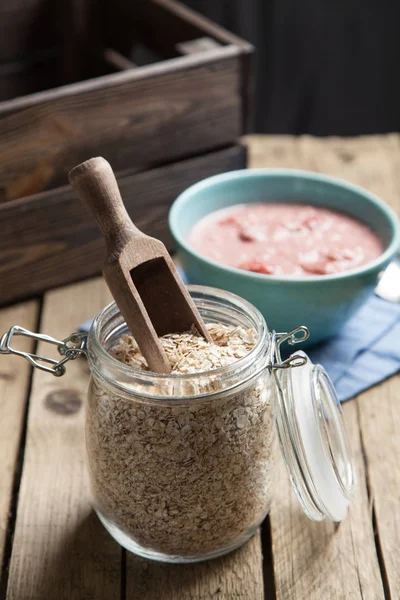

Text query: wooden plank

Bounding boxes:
[176,37,222,55]
[245,133,400,204]
[0,300,39,576]
[350,134,400,599]
[6,277,121,600]
[245,134,400,599]
[104,49,137,71]
[0,48,242,197]
[358,377,400,599]
[270,402,385,600]
[126,530,264,600]
[245,135,313,171]
[0,144,247,306]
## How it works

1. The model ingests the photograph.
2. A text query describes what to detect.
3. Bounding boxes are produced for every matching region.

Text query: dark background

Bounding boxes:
[183,0,400,135]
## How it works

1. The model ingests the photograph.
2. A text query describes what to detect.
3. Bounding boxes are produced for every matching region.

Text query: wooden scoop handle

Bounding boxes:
[69,157,141,249]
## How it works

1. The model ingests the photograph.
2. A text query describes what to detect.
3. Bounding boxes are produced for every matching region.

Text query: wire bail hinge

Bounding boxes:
[272,326,310,369]
[0,326,87,377]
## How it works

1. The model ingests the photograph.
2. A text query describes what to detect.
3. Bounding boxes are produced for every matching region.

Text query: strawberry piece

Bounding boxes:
[219,216,239,226]
[238,229,256,242]
[325,248,356,261]
[300,261,329,275]
[303,215,324,230]
[239,260,276,274]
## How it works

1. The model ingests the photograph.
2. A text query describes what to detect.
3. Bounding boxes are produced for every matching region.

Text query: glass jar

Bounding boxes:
[0,284,355,564]
[86,286,277,562]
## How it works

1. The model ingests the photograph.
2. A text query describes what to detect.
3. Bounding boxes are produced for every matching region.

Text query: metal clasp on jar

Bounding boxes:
[271,326,309,370]
[0,326,87,377]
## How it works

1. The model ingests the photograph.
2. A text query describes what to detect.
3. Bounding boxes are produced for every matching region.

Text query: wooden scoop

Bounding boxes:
[69,157,212,373]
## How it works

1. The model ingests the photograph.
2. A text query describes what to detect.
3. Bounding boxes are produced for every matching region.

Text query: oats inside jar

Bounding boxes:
[86,322,276,558]
[110,322,257,373]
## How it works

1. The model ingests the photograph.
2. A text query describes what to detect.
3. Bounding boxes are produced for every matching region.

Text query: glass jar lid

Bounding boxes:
[273,348,356,522]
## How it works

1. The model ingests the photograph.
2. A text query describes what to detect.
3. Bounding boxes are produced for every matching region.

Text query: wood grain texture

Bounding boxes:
[3,134,399,600]
[346,135,400,600]
[126,529,264,600]
[6,278,120,600]
[0,300,39,574]
[357,377,400,600]
[245,133,400,199]
[0,144,246,306]
[0,49,242,198]
[270,402,384,600]
[246,133,400,599]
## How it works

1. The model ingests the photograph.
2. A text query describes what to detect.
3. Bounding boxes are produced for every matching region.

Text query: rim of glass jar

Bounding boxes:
[87,285,270,400]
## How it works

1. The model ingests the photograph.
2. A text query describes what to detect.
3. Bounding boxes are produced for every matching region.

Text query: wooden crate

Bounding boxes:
[0,0,253,304]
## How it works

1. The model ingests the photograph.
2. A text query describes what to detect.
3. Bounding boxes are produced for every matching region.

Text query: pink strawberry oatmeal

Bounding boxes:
[187,203,383,276]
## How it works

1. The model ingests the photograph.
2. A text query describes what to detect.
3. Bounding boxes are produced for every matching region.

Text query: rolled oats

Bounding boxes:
[86,323,276,557]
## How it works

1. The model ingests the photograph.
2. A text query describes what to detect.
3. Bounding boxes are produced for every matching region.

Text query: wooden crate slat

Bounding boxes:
[103,48,137,71]
[0,144,246,306]
[6,278,121,600]
[126,530,264,600]
[0,49,242,198]
[0,300,39,576]
[114,0,252,58]
[176,37,222,56]
[0,0,253,305]
[270,402,385,600]
[122,0,254,130]
[137,0,251,50]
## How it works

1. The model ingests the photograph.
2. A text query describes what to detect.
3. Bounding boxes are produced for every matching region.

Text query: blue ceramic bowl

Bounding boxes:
[169,169,400,346]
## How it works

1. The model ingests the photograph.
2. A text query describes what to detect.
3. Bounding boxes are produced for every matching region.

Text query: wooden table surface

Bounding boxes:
[1,134,399,600]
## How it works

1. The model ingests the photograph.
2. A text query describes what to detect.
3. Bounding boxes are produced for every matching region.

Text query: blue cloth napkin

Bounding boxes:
[80,270,400,402]
[308,295,400,401]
